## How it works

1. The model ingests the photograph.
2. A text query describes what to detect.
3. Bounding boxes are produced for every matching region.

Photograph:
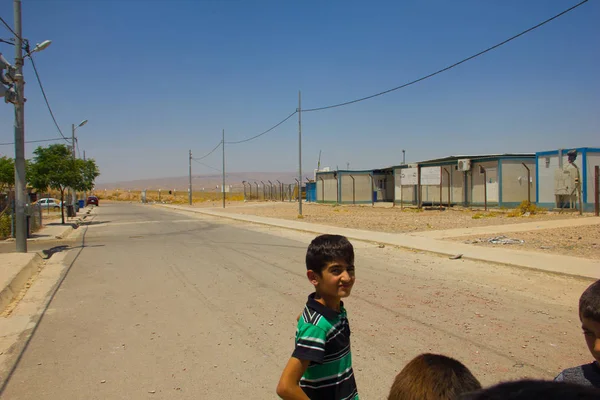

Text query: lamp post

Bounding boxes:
[71,119,88,209]
[8,0,51,252]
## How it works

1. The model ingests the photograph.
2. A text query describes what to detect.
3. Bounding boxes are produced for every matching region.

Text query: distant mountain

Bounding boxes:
[94,171,313,191]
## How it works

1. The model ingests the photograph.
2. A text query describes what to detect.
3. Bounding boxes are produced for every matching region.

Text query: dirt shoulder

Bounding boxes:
[215,201,589,234]
[448,225,600,260]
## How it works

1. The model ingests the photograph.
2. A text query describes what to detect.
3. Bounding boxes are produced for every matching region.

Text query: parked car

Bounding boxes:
[36,198,62,210]
[86,196,99,206]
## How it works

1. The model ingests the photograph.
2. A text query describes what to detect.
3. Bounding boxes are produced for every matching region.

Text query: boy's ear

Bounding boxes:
[307,270,320,287]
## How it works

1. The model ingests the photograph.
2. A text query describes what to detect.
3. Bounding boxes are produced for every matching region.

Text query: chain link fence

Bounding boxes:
[0,192,44,239]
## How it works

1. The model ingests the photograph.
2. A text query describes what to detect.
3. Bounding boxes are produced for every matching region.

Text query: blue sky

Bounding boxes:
[1,0,598,183]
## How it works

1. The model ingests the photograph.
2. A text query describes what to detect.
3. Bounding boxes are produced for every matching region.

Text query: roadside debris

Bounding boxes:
[464,235,524,245]
[449,254,463,260]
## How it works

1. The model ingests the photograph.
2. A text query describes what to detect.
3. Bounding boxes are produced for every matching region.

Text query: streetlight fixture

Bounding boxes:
[24,40,52,57]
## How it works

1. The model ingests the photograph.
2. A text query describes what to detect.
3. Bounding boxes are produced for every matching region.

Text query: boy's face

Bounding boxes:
[581,315,600,364]
[309,260,355,299]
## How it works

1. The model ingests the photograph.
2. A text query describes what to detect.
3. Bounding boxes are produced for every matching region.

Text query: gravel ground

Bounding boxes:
[211,201,590,234]
[450,225,600,260]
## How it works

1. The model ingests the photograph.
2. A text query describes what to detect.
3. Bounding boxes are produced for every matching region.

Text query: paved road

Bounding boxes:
[0,203,592,399]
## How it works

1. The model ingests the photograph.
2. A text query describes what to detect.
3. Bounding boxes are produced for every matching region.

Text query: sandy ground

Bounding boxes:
[1,203,594,399]
[450,225,600,260]
[210,201,589,233]
[190,201,599,259]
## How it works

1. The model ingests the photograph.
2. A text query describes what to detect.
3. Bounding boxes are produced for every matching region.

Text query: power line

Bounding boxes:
[28,55,70,143]
[0,137,66,146]
[0,16,20,40]
[194,140,222,161]
[225,111,297,144]
[304,0,589,112]
[0,38,15,46]
[190,159,263,182]
[191,158,221,172]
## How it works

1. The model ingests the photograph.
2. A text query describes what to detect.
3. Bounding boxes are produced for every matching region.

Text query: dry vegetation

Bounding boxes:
[95,189,244,204]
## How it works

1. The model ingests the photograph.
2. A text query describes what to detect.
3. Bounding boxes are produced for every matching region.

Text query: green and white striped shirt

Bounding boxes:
[292,293,359,400]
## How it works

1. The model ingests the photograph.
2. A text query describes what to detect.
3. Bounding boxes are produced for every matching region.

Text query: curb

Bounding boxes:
[0,253,44,313]
[158,204,599,281]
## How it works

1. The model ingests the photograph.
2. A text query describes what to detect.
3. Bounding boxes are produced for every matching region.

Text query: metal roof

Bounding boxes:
[417,153,535,165]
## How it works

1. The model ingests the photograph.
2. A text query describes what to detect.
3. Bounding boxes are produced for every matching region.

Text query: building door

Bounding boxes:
[486,168,499,203]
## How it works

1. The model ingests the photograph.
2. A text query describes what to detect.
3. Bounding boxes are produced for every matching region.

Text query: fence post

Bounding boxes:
[349,175,355,205]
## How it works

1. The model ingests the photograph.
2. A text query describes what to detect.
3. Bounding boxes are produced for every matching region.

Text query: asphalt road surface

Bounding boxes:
[0,203,592,399]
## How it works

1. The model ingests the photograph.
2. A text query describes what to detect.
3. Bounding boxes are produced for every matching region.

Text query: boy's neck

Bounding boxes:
[314,292,342,312]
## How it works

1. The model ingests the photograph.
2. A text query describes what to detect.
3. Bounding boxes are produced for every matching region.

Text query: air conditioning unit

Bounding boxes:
[457,159,471,172]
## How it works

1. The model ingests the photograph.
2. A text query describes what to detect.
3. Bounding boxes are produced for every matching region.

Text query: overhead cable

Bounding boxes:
[303,0,589,112]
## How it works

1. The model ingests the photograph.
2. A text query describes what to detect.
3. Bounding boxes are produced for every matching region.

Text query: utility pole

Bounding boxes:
[83,150,87,204]
[222,129,225,208]
[13,0,26,252]
[298,91,302,216]
[188,149,192,205]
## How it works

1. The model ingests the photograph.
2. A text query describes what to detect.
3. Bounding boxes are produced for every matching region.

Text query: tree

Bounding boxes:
[29,144,100,224]
[0,155,14,192]
[73,158,100,193]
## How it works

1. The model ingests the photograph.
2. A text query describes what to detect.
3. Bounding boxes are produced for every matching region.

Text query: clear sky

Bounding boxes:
[1,0,598,184]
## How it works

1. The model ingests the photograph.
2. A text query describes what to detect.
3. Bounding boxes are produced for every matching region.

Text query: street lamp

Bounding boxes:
[71,119,88,209]
[7,0,52,253]
[24,40,52,57]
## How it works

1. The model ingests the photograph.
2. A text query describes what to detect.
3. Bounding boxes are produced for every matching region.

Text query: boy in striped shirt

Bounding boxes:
[277,234,359,400]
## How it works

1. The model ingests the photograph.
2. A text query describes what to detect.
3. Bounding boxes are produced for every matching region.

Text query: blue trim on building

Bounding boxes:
[340,200,374,205]
[582,148,587,203]
[535,147,600,157]
[468,202,501,207]
[536,150,559,156]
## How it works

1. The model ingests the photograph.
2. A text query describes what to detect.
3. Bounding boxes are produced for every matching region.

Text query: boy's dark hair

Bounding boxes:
[579,279,600,321]
[388,353,481,400]
[306,234,354,275]
[459,379,600,400]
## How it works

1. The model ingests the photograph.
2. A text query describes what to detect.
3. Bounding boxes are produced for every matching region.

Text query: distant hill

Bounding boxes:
[94,171,314,191]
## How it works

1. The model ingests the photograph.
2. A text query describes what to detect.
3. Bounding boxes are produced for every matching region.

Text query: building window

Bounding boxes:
[545,157,550,168]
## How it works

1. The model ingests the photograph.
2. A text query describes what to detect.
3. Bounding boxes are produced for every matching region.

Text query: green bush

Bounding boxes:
[0,214,11,240]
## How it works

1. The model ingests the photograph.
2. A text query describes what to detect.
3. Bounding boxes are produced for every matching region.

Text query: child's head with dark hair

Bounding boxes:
[460,379,600,400]
[579,280,600,365]
[387,353,481,400]
[306,234,354,275]
[305,235,355,300]
[580,280,600,322]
